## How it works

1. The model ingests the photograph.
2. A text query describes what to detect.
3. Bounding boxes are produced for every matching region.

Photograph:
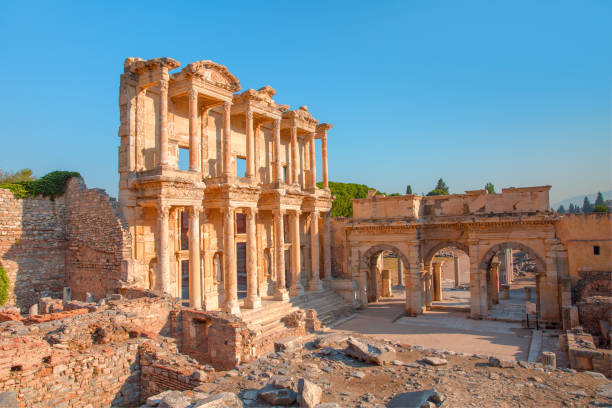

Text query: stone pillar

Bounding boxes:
[490,261,500,305]
[290,125,298,184]
[200,109,209,175]
[273,119,282,184]
[321,134,329,190]
[323,211,332,284]
[432,261,442,301]
[273,210,289,300]
[454,256,460,288]
[222,101,232,177]
[504,248,513,284]
[245,108,255,179]
[244,207,260,308]
[381,270,392,297]
[425,268,433,308]
[397,257,403,286]
[289,210,304,296]
[135,88,145,170]
[157,203,170,294]
[308,211,322,291]
[188,89,200,172]
[309,133,317,189]
[158,79,169,167]
[223,207,240,314]
[188,206,202,309]
[501,284,510,300]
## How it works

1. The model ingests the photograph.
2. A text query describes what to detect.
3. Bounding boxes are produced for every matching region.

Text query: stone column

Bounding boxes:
[135,88,145,170]
[188,89,200,172]
[432,261,442,301]
[289,210,304,296]
[223,207,240,314]
[454,256,460,288]
[290,125,298,184]
[273,119,282,184]
[308,211,322,291]
[200,109,208,173]
[158,79,169,167]
[245,108,255,179]
[397,257,403,286]
[157,203,170,294]
[425,268,433,308]
[273,210,289,300]
[188,206,202,309]
[504,248,513,283]
[244,207,261,308]
[309,133,317,189]
[321,134,329,190]
[490,261,500,305]
[222,101,232,177]
[323,211,332,284]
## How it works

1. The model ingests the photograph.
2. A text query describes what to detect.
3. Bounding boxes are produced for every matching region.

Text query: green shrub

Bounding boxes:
[0,171,81,200]
[593,205,610,213]
[0,265,9,306]
[426,188,450,196]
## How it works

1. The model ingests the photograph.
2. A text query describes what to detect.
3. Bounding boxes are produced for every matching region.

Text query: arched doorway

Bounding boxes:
[478,242,546,324]
[423,242,470,312]
[361,245,409,304]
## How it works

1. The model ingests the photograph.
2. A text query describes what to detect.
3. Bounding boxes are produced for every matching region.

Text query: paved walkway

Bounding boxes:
[334,297,532,361]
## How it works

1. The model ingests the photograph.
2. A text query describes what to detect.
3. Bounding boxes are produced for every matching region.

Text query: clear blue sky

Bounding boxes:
[1,1,610,204]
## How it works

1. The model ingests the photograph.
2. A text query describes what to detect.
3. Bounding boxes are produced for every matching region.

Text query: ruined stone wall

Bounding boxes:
[64,178,134,302]
[330,218,350,278]
[0,178,133,312]
[0,189,67,311]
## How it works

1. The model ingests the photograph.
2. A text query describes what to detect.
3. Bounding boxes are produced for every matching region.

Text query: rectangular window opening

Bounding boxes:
[236,213,246,234]
[180,211,189,251]
[594,245,600,255]
[282,165,288,183]
[181,260,189,301]
[178,147,190,171]
[237,156,246,178]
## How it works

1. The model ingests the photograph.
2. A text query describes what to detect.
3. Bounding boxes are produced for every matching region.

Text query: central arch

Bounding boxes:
[423,241,470,267]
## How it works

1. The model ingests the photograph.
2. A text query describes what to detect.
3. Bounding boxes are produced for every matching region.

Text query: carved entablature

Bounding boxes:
[204,183,261,209]
[123,57,181,88]
[315,123,333,139]
[232,86,289,119]
[282,106,318,133]
[173,60,241,93]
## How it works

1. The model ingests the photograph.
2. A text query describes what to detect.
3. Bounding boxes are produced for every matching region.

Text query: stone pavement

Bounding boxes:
[334,297,532,361]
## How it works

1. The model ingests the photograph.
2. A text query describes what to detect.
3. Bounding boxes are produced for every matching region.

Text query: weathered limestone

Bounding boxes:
[157,204,170,294]
[244,208,260,309]
[290,210,304,296]
[308,211,322,291]
[454,256,460,288]
[432,261,442,302]
[224,208,240,314]
[222,101,232,177]
[490,261,500,305]
[188,206,202,309]
[274,210,289,301]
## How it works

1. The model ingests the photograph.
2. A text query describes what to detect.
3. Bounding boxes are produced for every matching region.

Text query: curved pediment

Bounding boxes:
[178,60,241,92]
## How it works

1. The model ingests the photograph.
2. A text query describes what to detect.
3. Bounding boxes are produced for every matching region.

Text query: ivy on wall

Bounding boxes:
[0,171,81,200]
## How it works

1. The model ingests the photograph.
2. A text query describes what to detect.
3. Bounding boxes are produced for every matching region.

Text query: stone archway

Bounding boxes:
[361,244,410,304]
[423,241,470,267]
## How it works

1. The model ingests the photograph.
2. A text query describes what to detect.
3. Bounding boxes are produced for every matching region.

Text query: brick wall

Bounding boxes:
[0,190,67,311]
[0,178,133,312]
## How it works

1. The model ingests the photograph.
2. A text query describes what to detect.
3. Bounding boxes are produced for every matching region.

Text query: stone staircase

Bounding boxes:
[239,288,355,350]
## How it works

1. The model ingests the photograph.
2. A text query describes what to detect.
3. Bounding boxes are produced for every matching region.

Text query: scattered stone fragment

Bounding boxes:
[0,391,18,408]
[345,336,396,365]
[314,333,348,349]
[585,371,607,379]
[489,356,515,368]
[351,370,366,378]
[298,378,322,408]
[275,336,301,352]
[192,392,242,408]
[157,390,192,408]
[259,384,297,405]
[422,356,447,366]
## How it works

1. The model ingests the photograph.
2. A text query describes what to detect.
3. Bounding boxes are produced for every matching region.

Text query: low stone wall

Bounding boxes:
[576,295,612,338]
[565,331,612,378]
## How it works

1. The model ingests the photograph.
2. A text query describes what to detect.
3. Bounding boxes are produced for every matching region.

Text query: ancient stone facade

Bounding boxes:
[117,57,334,315]
[332,187,611,329]
[0,178,133,312]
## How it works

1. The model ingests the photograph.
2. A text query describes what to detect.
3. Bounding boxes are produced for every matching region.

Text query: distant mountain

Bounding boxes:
[552,190,612,210]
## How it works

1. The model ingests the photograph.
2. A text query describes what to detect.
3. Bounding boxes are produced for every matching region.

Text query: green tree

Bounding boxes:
[593,205,609,213]
[435,178,449,193]
[582,196,593,213]
[557,205,566,214]
[595,192,605,207]
[405,185,412,195]
[0,170,80,199]
[484,182,495,194]
[0,168,35,183]
[316,181,382,217]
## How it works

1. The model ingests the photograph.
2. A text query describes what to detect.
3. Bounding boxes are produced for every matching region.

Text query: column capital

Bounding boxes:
[223,100,232,111]
[188,88,198,100]
[188,205,203,216]
[291,209,302,216]
[245,206,258,217]
[246,108,254,120]
[157,203,171,218]
[273,118,281,129]
[272,208,286,217]
[159,79,169,91]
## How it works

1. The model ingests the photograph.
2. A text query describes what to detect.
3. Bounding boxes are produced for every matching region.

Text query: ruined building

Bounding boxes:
[117,57,335,313]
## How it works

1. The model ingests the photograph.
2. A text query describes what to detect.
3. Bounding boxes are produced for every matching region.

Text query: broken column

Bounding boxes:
[490,261,500,305]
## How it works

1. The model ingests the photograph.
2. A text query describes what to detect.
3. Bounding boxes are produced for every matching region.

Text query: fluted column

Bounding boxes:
[432,261,442,301]
[323,211,332,283]
[157,203,170,294]
[309,133,317,189]
[223,207,240,314]
[273,210,289,300]
[188,89,200,172]
[158,79,169,167]
[188,206,202,308]
[290,125,298,184]
[321,134,328,189]
[397,257,403,286]
[308,211,322,291]
[245,108,255,179]
[222,101,232,177]
[244,207,261,308]
[490,261,500,305]
[454,256,460,288]
[290,210,304,296]
[273,119,282,183]
[504,248,513,284]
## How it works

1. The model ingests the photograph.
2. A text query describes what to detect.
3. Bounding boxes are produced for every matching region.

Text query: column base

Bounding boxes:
[189,299,202,310]
[289,284,304,297]
[274,288,289,301]
[307,280,323,292]
[243,296,262,309]
[224,300,241,315]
